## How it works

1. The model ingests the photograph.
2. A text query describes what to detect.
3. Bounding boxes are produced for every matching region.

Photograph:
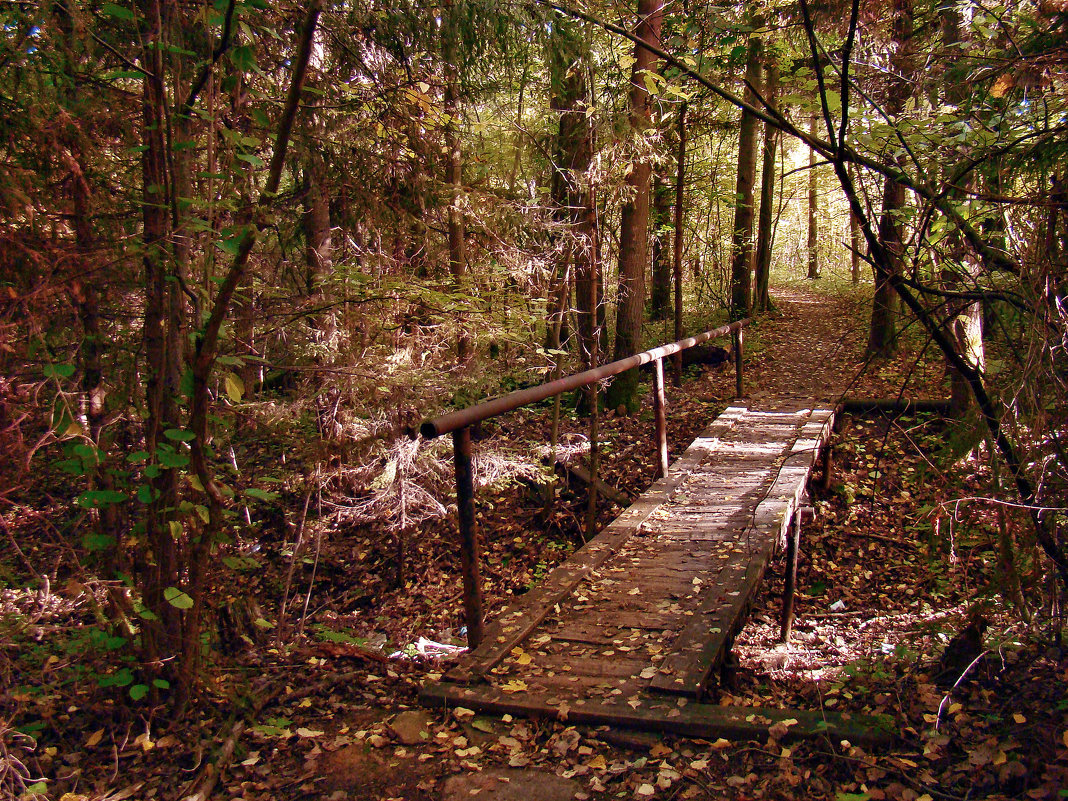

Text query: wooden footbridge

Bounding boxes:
[417,323,891,745]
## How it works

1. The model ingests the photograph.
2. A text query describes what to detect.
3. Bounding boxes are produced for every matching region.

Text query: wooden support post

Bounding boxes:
[820,441,833,491]
[780,508,802,643]
[452,426,484,648]
[733,327,744,398]
[652,357,669,478]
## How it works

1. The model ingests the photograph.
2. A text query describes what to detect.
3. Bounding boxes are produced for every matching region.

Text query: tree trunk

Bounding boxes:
[867,0,914,357]
[549,24,600,371]
[650,175,672,321]
[729,35,761,320]
[753,62,779,312]
[443,5,469,363]
[806,113,819,280]
[941,1,984,417]
[303,152,333,298]
[672,102,687,385]
[606,0,663,413]
[850,208,862,284]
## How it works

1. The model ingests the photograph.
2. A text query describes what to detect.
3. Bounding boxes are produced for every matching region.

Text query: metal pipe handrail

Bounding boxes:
[421,319,748,439]
[423,318,747,650]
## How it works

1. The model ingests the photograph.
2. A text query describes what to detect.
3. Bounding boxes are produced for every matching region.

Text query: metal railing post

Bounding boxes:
[733,326,745,398]
[451,426,484,648]
[652,357,669,478]
[421,320,748,648]
[780,509,801,643]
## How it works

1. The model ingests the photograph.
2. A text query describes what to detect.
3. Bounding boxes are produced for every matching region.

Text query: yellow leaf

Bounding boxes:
[712,738,731,750]
[501,680,528,693]
[651,743,672,757]
[587,755,607,770]
[516,651,532,666]
[1013,713,1026,724]
[85,728,104,747]
[224,372,244,403]
[991,74,1013,98]
[1063,729,1068,749]
[993,750,1007,766]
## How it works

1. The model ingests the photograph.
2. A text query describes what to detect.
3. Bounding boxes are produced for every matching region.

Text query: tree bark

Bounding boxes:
[867,0,914,357]
[753,62,779,312]
[606,0,662,412]
[672,102,687,385]
[139,0,183,689]
[806,112,819,280]
[940,2,985,417]
[850,208,862,284]
[650,175,672,320]
[548,24,600,370]
[443,6,469,363]
[729,35,761,320]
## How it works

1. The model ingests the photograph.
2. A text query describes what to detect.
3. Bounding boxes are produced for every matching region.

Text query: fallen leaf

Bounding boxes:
[639,667,657,680]
[85,728,104,748]
[501,680,528,693]
[588,755,607,770]
[650,743,673,757]
[637,784,655,796]
[296,727,324,738]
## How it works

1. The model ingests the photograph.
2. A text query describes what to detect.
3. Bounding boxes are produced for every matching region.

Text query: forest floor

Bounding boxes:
[3,282,1067,801]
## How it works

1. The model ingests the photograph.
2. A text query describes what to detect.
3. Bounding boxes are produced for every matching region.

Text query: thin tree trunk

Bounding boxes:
[443,3,468,362]
[941,1,984,417]
[607,0,663,413]
[867,0,914,357]
[850,208,862,284]
[729,35,761,320]
[672,102,687,385]
[184,0,322,710]
[753,62,779,312]
[806,113,819,280]
[140,0,183,689]
[650,175,672,321]
[549,24,599,373]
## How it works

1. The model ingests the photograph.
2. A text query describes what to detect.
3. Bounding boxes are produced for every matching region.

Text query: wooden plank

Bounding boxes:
[419,682,895,748]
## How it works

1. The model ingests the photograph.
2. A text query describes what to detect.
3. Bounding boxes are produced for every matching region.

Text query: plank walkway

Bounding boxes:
[420,402,893,746]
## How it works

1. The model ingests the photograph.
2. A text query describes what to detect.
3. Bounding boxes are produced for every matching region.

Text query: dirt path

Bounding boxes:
[744,285,869,408]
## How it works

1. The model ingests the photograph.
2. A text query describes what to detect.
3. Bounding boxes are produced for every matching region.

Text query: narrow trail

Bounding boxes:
[744,286,867,409]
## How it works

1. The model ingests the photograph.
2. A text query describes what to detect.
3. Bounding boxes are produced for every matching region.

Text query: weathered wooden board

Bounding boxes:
[420,681,894,748]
